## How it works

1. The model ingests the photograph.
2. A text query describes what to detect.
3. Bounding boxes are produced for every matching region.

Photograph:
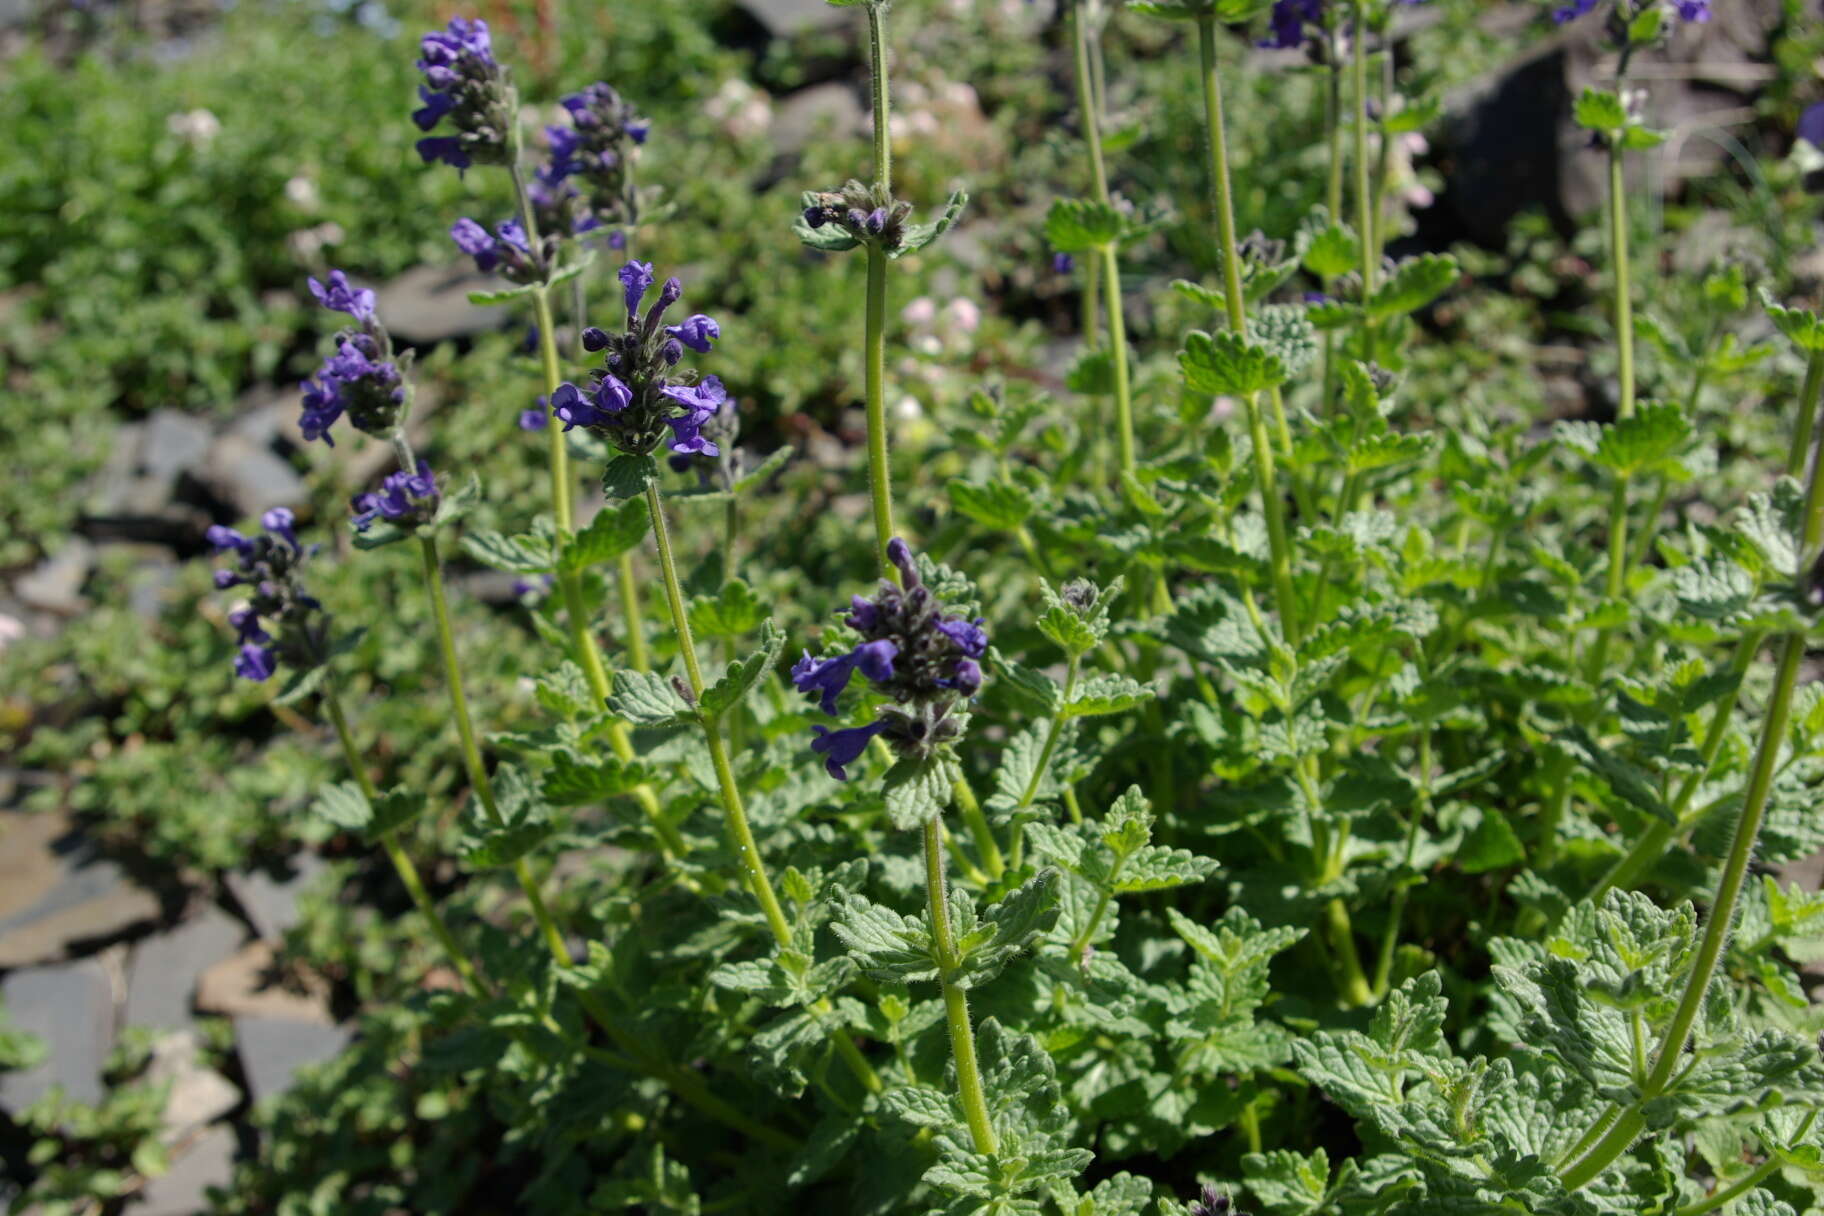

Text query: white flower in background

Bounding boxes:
[167,109,221,145]
[705,79,771,142]
[941,298,982,335]
[900,296,938,327]
[284,175,320,211]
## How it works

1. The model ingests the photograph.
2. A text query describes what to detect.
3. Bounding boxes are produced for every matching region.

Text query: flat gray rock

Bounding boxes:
[224,853,327,942]
[140,411,213,484]
[376,264,509,345]
[14,538,94,615]
[770,82,866,159]
[0,960,113,1110]
[234,1016,351,1103]
[124,907,246,1031]
[0,809,161,968]
[137,1125,236,1216]
[198,432,307,518]
[739,0,851,36]
[146,1030,240,1138]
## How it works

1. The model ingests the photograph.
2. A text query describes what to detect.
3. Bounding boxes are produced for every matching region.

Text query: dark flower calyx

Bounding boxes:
[801,180,917,252]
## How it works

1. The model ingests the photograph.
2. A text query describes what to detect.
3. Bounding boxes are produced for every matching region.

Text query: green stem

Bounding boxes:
[1584,140,1638,683]
[1324,897,1374,1007]
[863,244,896,575]
[618,552,649,673]
[1198,14,1245,337]
[417,533,570,962]
[1792,349,1824,478]
[866,0,890,197]
[1675,1113,1816,1216]
[1369,48,1393,269]
[925,818,999,1156]
[1100,246,1136,477]
[953,775,1005,881]
[1560,362,1824,1193]
[323,685,485,998]
[1351,2,1376,364]
[1373,723,1431,996]
[1326,51,1344,222]
[1072,0,1110,206]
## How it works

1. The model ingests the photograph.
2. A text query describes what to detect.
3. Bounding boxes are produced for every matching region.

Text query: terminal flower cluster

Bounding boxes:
[801,179,915,253]
[208,508,330,682]
[412,17,511,172]
[550,261,725,457]
[793,539,987,780]
[299,269,405,445]
[351,461,441,533]
[535,81,649,240]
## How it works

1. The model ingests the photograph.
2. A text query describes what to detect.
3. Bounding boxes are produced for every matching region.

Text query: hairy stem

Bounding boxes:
[925,817,999,1156]
[1351,1,1377,363]
[1585,141,1638,681]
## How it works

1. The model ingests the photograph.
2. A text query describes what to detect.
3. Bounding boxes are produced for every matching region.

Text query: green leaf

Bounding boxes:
[895,190,968,259]
[828,886,939,983]
[1063,673,1154,718]
[561,497,650,571]
[1561,726,1675,825]
[1179,329,1288,396]
[466,283,535,305]
[947,479,1036,530]
[882,752,958,831]
[367,786,429,837]
[1242,1147,1358,1216]
[534,662,593,721]
[1044,197,1126,254]
[460,766,558,868]
[1591,401,1692,476]
[462,526,554,574]
[270,664,326,708]
[1114,845,1218,893]
[1035,577,1120,658]
[954,869,1061,989]
[542,753,650,806]
[1574,87,1629,132]
[1249,304,1319,379]
[602,453,658,500]
[429,473,482,530]
[1366,253,1457,319]
[1761,289,1824,352]
[700,619,785,718]
[689,579,765,639]
[1457,808,1525,874]
[1301,223,1360,279]
[310,781,371,832]
[607,668,694,727]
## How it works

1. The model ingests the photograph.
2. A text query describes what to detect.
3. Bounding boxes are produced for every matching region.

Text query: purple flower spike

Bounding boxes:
[1053,252,1075,274]
[620,260,655,317]
[307,270,377,323]
[350,461,440,532]
[1673,0,1709,19]
[1551,0,1596,23]
[520,401,549,431]
[810,720,889,781]
[416,136,472,171]
[951,658,983,696]
[666,314,720,353]
[451,217,499,271]
[235,643,278,682]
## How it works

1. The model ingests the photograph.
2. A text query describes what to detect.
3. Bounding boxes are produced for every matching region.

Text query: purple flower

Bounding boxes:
[846,594,879,632]
[792,640,899,715]
[810,720,888,781]
[1672,0,1709,19]
[520,401,550,431]
[207,525,251,553]
[416,136,472,171]
[235,643,278,682]
[418,16,492,71]
[307,270,377,324]
[936,617,988,659]
[411,84,455,132]
[1053,252,1075,274]
[1551,0,1596,23]
[550,377,633,430]
[608,230,627,251]
[659,375,728,456]
[299,376,345,444]
[261,507,300,551]
[450,217,500,271]
[1802,103,1824,152]
[619,260,655,317]
[666,314,720,353]
[512,573,555,599]
[350,461,440,532]
[228,606,270,644]
[950,658,982,696]
[1259,0,1323,49]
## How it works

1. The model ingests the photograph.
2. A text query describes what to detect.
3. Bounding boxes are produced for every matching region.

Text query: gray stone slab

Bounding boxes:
[234,1016,351,1103]
[770,82,865,158]
[375,263,508,344]
[0,960,113,1110]
[197,432,307,517]
[223,853,327,942]
[0,809,162,968]
[739,0,851,35]
[146,1031,239,1138]
[124,908,246,1031]
[137,1125,236,1216]
[139,411,213,484]
[14,537,94,614]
